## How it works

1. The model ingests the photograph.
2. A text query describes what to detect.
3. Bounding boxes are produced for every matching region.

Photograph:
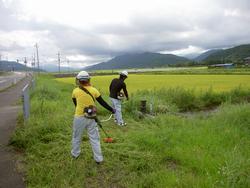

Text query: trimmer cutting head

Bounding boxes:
[103,137,114,143]
[94,116,115,143]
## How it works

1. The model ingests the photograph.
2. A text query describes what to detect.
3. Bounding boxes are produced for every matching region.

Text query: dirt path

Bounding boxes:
[0,75,32,188]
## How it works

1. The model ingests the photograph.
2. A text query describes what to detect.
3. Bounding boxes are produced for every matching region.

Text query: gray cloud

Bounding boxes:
[0,0,250,65]
[0,42,24,51]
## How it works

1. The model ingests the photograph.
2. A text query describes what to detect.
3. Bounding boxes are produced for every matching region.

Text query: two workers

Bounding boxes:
[71,70,128,163]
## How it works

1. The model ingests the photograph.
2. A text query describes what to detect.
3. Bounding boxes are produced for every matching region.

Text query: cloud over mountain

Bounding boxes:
[0,0,250,67]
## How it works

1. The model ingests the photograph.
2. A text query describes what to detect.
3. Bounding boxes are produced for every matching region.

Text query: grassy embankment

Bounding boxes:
[11,74,250,187]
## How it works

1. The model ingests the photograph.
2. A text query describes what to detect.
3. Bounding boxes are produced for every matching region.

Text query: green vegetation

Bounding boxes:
[85,67,250,75]
[203,44,250,65]
[57,74,250,94]
[11,74,250,187]
[0,71,11,76]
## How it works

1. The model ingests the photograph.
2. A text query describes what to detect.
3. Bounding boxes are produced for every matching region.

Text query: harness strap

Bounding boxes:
[79,85,95,102]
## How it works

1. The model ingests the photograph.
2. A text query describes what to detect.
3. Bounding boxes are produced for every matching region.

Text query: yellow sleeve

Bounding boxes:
[92,87,101,98]
[72,88,76,98]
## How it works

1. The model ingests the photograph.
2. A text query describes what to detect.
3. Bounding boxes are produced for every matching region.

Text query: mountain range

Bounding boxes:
[201,44,250,64]
[85,44,250,70]
[1,44,249,72]
[194,49,223,62]
[0,60,41,72]
[0,61,76,72]
[85,52,190,70]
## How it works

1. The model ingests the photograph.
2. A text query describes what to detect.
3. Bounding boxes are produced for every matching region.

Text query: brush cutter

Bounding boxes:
[117,92,125,100]
[94,117,114,143]
[83,106,115,143]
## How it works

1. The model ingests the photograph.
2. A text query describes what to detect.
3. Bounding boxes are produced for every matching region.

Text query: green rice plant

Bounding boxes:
[56,74,250,94]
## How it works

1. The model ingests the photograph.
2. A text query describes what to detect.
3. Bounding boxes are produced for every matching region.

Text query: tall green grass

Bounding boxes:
[122,86,250,116]
[11,75,250,187]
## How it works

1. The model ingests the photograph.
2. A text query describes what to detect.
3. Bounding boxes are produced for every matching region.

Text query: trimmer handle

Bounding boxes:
[94,117,110,138]
[94,117,102,128]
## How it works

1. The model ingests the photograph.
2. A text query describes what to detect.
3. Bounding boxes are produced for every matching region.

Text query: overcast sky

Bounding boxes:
[0,0,250,67]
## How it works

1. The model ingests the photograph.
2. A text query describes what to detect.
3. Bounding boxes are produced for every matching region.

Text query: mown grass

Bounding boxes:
[11,74,250,188]
[56,74,250,94]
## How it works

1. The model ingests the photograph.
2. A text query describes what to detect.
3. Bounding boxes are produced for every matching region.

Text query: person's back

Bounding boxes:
[109,78,126,99]
[72,85,100,117]
[71,71,115,163]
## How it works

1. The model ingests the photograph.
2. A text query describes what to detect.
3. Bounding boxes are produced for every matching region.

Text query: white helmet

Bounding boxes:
[120,70,128,77]
[76,71,90,81]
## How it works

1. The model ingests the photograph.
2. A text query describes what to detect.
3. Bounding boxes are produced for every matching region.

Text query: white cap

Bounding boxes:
[76,71,90,81]
[120,70,128,77]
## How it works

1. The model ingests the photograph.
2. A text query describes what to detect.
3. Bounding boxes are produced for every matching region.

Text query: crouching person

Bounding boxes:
[71,71,115,164]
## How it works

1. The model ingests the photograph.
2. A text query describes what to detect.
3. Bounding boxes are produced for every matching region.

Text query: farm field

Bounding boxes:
[11,74,250,188]
[57,74,250,94]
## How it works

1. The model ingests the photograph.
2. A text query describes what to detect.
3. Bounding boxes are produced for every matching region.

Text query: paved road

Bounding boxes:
[0,72,26,91]
[0,76,31,188]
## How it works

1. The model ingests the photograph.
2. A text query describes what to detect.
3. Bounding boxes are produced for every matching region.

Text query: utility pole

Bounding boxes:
[24,57,27,74]
[31,53,36,68]
[57,52,61,73]
[35,43,40,74]
[24,57,27,66]
[67,59,70,73]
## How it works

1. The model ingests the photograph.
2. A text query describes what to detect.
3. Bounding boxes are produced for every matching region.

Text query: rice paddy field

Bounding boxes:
[57,74,250,94]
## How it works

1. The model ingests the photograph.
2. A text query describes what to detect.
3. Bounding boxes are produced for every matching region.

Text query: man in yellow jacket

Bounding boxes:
[71,71,115,164]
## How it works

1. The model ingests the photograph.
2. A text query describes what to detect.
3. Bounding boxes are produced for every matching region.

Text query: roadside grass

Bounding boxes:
[11,74,250,187]
[0,71,12,76]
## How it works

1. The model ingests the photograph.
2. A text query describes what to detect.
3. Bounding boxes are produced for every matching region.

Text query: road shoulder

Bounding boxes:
[0,76,31,188]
